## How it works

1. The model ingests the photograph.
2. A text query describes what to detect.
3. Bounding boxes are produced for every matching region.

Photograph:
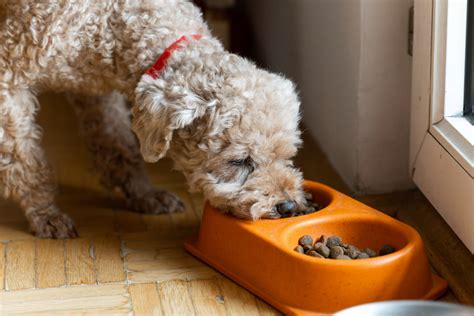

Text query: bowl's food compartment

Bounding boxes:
[279,190,323,218]
[284,215,409,260]
[279,185,334,218]
[294,234,397,260]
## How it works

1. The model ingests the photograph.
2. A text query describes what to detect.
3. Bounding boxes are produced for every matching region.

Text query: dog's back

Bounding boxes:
[0,0,209,95]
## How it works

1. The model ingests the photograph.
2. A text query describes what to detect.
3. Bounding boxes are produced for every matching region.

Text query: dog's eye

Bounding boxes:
[228,156,254,170]
[229,159,246,166]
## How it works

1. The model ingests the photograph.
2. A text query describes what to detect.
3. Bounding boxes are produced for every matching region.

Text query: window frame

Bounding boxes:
[464,0,474,116]
[410,0,474,253]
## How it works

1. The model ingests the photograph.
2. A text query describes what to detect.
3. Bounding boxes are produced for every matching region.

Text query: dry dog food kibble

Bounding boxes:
[294,245,304,254]
[295,234,397,260]
[307,250,324,258]
[298,235,313,246]
[336,255,351,260]
[357,252,370,259]
[315,243,330,258]
[345,245,360,259]
[326,236,342,248]
[379,244,396,256]
[364,248,377,258]
[280,191,322,218]
[329,246,344,259]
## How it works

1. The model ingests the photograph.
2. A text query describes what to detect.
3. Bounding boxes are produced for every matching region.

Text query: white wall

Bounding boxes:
[357,0,414,193]
[243,0,414,194]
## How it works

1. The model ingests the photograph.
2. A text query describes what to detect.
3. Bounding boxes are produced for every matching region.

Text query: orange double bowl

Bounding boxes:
[184,180,448,315]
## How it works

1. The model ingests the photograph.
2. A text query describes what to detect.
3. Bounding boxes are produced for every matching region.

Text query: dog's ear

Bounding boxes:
[132,76,215,162]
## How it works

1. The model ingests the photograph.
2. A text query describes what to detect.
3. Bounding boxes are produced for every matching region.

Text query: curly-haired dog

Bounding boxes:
[0,0,304,238]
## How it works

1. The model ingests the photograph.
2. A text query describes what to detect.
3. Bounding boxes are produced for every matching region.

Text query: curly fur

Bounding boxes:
[0,0,303,238]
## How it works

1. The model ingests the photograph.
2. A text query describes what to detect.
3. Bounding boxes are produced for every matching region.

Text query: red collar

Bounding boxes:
[145,34,202,79]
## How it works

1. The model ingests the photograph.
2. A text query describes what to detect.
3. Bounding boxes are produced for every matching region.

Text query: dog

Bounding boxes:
[0,0,305,238]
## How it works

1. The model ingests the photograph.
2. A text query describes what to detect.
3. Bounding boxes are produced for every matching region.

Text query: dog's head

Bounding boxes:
[133,52,305,219]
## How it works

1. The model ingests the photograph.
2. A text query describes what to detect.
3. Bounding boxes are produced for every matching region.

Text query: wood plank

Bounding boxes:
[0,284,130,314]
[123,229,197,251]
[255,298,281,315]
[217,277,260,316]
[22,307,129,316]
[5,240,35,290]
[188,278,227,316]
[0,242,5,290]
[75,215,117,237]
[169,190,200,228]
[36,239,66,288]
[395,189,474,304]
[66,238,96,285]
[129,266,217,284]
[143,213,173,231]
[129,282,163,316]
[157,280,195,316]
[93,235,125,283]
[0,221,35,242]
[115,211,146,233]
[127,247,217,283]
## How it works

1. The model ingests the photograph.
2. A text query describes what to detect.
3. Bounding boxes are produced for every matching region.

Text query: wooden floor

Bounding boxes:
[0,93,472,315]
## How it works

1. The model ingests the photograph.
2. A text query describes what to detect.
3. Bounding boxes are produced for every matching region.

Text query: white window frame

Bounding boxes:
[410,0,474,253]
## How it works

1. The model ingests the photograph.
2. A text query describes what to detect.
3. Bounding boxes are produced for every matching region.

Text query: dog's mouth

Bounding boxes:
[262,209,281,219]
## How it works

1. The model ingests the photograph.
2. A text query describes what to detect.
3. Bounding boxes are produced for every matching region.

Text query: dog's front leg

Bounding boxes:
[68,92,184,214]
[0,90,78,238]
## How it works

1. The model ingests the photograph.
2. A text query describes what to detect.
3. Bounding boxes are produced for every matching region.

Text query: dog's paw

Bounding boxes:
[30,212,78,239]
[129,190,185,214]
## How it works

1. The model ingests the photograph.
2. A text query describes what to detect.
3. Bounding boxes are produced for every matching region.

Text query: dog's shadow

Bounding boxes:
[0,184,141,240]
[56,184,125,212]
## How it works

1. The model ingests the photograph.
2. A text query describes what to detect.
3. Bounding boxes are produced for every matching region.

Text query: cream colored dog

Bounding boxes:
[0,0,305,238]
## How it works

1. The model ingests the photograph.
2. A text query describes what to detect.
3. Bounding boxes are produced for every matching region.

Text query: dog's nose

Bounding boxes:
[275,200,297,215]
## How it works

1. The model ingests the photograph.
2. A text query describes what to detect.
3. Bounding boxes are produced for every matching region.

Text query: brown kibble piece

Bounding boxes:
[294,245,304,254]
[298,235,313,247]
[313,242,323,248]
[379,244,396,256]
[345,246,360,259]
[304,191,313,201]
[303,244,313,252]
[315,244,331,258]
[307,250,324,258]
[318,235,328,245]
[364,248,377,257]
[330,246,344,259]
[347,245,360,252]
[356,252,370,259]
[336,255,351,260]
[326,236,342,248]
